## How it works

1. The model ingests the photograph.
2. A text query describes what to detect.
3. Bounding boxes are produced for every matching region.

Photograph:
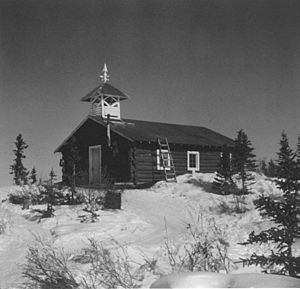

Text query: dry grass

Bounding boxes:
[79,239,140,289]
[164,215,235,274]
[22,237,143,289]
[22,238,78,289]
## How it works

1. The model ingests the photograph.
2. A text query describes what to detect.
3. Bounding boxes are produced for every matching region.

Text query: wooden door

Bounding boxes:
[89,145,101,185]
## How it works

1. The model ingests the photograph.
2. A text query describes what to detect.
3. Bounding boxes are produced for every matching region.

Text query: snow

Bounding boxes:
[151,272,300,288]
[0,173,299,288]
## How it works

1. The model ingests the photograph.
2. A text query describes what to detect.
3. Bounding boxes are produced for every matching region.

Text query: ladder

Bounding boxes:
[158,137,177,182]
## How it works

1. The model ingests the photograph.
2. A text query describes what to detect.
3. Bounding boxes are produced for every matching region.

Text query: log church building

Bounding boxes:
[55,64,234,186]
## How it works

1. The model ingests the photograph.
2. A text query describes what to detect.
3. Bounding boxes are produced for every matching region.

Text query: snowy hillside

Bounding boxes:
[0,173,299,288]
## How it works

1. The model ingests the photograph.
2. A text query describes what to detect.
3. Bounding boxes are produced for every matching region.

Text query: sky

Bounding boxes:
[0,0,299,186]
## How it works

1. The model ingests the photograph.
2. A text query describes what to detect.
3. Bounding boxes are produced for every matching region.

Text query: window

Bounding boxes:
[187,151,200,171]
[157,149,171,170]
[220,151,232,160]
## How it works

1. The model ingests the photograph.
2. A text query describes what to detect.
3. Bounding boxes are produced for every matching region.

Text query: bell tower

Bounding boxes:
[81,64,129,120]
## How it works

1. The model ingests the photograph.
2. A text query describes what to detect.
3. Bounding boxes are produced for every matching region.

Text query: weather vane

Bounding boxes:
[100,63,110,83]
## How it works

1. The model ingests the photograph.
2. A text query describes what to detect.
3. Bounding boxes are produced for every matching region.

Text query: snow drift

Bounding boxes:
[0,173,299,288]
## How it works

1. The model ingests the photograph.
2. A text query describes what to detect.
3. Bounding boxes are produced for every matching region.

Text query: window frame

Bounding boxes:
[187,151,200,171]
[220,151,232,160]
[157,149,171,171]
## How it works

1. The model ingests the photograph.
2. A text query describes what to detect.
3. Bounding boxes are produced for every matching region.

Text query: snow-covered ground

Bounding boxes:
[0,174,299,288]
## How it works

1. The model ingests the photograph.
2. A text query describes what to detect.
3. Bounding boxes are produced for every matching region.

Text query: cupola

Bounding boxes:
[81,64,129,120]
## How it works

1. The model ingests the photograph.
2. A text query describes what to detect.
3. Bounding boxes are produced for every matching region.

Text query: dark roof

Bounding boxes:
[54,116,234,152]
[81,83,129,102]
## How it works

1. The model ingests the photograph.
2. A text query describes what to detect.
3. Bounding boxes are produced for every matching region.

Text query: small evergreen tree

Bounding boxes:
[10,134,29,185]
[267,159,277,177]
[49,168,57,185]
[213,146,235,194]
[38,169,58,217]
[295,134,300,180]
[232,129,257,193]
[240,132,299,277]
[30,167,37,184]
[276,132,296,181]
[64,136,80,203]
[260,159,268,176]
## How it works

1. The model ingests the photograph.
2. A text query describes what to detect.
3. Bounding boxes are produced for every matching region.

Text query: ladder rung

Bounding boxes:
[160,147,169,150]
[166,172,176,175]
[161,157,170,161]
[158,137,177,183]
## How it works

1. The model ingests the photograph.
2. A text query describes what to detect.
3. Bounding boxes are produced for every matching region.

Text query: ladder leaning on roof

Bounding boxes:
[158,137,177,182]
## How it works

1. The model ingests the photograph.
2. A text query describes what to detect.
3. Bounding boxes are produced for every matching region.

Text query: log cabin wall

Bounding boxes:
[57,117,233,186]
[134,147,163,184]
[61,119,132,186]
[133,142,222,184]
[200,151,221,173]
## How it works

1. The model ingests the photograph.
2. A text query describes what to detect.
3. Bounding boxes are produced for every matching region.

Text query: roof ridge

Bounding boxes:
[123,118,210,129]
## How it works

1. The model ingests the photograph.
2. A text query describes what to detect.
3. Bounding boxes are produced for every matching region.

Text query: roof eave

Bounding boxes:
[54,115,135,153]
[81,93,129,102]
[54,116,135,154]
[54,116,90,153]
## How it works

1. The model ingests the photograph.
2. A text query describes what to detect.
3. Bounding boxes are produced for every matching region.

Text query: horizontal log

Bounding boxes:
[201,160,220,164]
[194,154,219,158]
[136,171,161,176]
[201,162,218,166]
[136,175,161,181]
[201,162,219,166]
[136,155,219,164]
[173,156,188,160]
[136,150,220,158]
[136,164,157,171]
[135,163,219,171]
[136,155,187,161]
[201,155,220,159]
[200,169,216,173]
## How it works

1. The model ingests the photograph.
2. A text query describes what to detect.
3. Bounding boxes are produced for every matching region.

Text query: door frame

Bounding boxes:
[89,145,102,185]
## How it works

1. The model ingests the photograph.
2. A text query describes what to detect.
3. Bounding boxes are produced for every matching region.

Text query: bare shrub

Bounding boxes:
[79,238,140,289]
[83,188,104,208]
[216,196,248,214]
[233,195,248,213]
[22,237,142,289]
[8,184,72,208]
[78,188,103,223]
[22,238,79,289]
[78,208,99,223]
[8,185,36,205]
[164,216,234,274]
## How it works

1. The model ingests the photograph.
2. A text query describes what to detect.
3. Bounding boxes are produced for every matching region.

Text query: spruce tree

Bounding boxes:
[295,135,300,180]
[260,159,268,176]
[30,167,37,184]
[213,146,235,194]
[49,168,57,185]
[268,159,277,177]
[240,132,299,277]
[276,132,296,181]
[232,129,257,193]
[10,134,29,185]
[64,136,80,203]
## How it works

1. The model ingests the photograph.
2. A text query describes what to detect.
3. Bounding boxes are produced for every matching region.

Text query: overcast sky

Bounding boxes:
[0,0,299,185]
